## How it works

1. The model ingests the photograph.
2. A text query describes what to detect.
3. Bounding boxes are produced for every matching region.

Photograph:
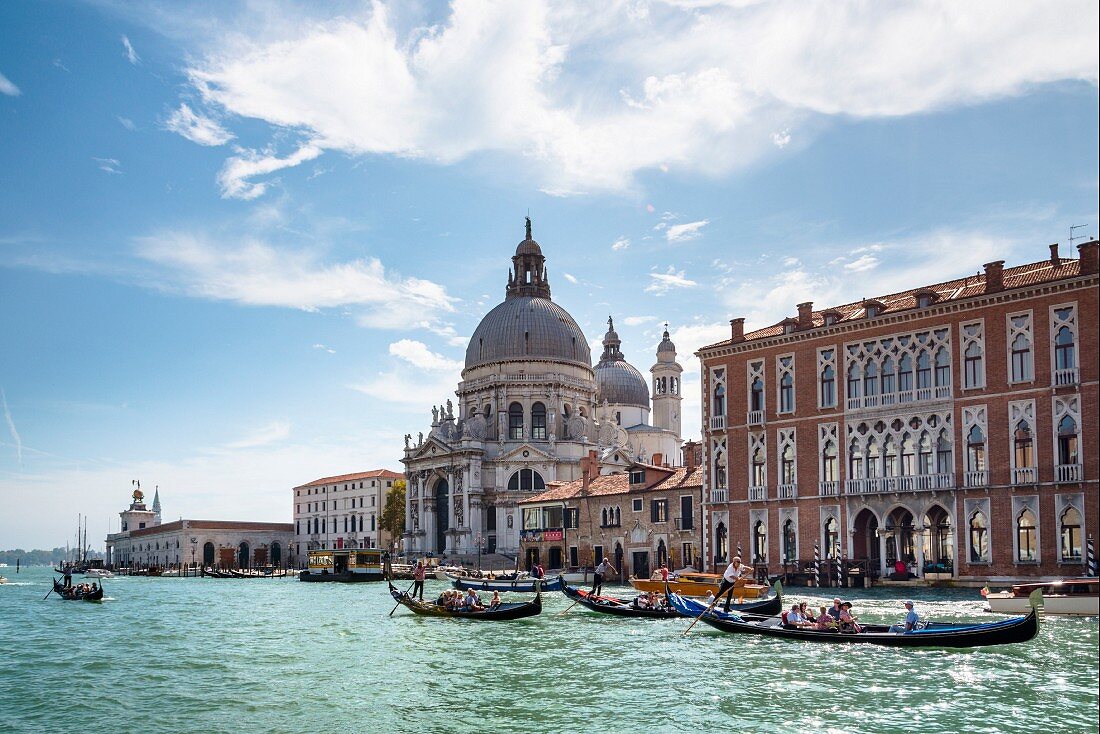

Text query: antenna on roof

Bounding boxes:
[1069,224,1088,249]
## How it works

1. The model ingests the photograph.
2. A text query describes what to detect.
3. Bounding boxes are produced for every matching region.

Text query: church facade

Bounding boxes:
[401,220,684,557]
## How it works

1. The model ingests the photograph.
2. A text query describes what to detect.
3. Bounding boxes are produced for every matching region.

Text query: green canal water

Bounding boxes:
[1,567,1096,734]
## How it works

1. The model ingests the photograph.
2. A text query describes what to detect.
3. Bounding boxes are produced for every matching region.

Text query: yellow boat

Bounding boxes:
[629,572,768,599]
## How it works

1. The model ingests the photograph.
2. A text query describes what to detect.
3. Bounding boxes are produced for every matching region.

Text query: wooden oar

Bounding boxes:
[43,581,56,600]
[388,580,417,617]
[682,578,747,636]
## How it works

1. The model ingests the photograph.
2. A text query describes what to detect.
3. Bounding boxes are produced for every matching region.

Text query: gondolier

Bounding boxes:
[592,557,617,597]
[412,561,426,601]
[715,556,752,612]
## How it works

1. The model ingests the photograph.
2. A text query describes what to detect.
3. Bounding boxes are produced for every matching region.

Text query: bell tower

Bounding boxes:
[650,324,683,438]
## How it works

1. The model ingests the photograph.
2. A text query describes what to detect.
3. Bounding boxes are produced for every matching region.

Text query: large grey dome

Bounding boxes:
[594,316,650,409]
[465,296,591,371]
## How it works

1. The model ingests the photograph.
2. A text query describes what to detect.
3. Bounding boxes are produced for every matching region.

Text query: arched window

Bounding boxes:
[508,402,524,440]
[898,354,913,394]
[1014,421,1034,468]
[715,522,728,565]
[1057,415,1078,466]
[935,435,952,474]
[1016,509,1037,562]
[864,360,879,397]
[964,341,983,388]
[824,517,839,558]
[820,363,836,407]
[507,469,545,492]
[779,372,794,413]
[968,511,988,562]
[848,440,864,480]
[1055,326,1076,370]
[847,363,861,400]
[750,378,764,412]
[967,426,986,472]
[917,432,933,474]
[916,350,932,389]
[934,348,950,387]
[752,520,767,563]
[781,444,796,484]
[821,440,838,482]
[782,519,796,563]
[531,402,547,440]
[866,439,881,479]
[883,436,898,478]
[881,357,896,395]
[713,382,727,416]
[615,507,621,526]
[900,434,915,475]
[1011,333,1033,382]
[751,447,766,487]
[1060,507,1082,561]
[601,508,608,527]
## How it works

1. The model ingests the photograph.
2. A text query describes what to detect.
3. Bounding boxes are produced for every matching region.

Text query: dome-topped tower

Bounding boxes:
[651,322,683,438]
[464,218,591,373]
[595,316,650,411]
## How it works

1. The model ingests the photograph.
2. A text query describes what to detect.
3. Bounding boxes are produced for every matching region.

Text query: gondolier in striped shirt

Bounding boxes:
[592,557,617,597]
[715,556,752,613]
[412,561,426,601]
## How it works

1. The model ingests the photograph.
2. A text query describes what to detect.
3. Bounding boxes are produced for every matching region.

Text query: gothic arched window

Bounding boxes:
[968,511,988,562]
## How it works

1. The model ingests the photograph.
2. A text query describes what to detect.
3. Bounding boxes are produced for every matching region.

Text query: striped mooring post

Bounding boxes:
[836,555,844,588]
[813,544,821,587]
[736,543,742,560]
[1087,534,1097,577]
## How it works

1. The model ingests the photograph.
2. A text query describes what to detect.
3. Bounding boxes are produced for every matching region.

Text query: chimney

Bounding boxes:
[580,449,599,494]
[1049,243,1060,267]
[651,453,663,467]
[730,317,745,343]
[797,301,813,329]
[682,440,700,472]
[1079,241,1099,275]
[983,261,1005,294]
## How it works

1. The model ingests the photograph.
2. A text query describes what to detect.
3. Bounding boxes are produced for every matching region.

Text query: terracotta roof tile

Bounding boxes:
[520,464,702,503]
[295,469,402,489]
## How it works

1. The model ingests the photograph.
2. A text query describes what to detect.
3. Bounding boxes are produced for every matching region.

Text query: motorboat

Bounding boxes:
[84,569,114,579]
[984,578,1098,616]
[630,571,768,599]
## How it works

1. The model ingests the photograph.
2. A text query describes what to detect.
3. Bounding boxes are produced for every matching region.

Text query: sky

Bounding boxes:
[1,0,1097,550]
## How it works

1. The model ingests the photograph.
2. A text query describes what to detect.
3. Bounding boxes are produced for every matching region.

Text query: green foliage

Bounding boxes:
[380,479,406,538]
[0,547,102,566]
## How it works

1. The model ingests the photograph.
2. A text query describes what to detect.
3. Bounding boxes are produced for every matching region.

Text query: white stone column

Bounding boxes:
[405,476,414,534]
[914,526,926,578]
[423,502,436,555]
[878,532,888,578]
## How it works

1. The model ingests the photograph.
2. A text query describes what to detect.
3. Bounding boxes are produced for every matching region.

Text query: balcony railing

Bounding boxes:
[777,483,797,500]
[818,480,839,496]
[747,410,765,426]
[964,470,988,488]
[1054,368,1079,386]
[709,415,727,431]
[845,473,954,494]
[748,486,766,501]
[710,488,728,503]
[1056,463,1083,483]
[845,386,953,412]
[1012,467,1037,485]
[674,517,694,531]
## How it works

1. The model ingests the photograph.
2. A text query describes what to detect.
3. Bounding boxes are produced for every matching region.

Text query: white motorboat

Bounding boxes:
[985,577,1098,616]
[84,569,114,579]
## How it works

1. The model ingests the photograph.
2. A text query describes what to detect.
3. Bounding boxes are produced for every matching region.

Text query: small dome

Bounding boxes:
[516,238,542,256]
[657,325,676,354]
[465,296,591,371]
[596,360,650,409]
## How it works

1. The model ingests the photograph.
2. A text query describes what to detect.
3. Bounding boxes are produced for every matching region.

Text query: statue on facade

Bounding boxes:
[431,405,439,424]
[446,399,454,419]
[418,432,424,445]
[454,496,464,527]
[404,434,411,449]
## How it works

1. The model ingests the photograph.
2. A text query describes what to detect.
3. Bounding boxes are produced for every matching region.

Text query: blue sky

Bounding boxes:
[1,1,1097,550]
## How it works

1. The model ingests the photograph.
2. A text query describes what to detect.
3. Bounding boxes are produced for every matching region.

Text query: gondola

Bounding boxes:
[562,582,783,619]
[449,572,564,593]
[668,589,1041,648]
[52,579,105,602]
[388,582,542,620]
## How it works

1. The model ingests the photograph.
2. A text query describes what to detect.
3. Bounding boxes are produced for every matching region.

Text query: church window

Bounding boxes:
[531,402,547,440]
[508,469,545,492]
[509,402,524,440]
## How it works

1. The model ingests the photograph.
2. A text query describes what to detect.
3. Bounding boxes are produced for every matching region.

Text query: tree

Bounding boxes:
[380,479,406,548]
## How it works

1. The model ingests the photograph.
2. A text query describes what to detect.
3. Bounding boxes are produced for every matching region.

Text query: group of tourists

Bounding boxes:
[59,577,99,599]
[434,588,502,612]
[632,591,669,611]
[781,597,921,633]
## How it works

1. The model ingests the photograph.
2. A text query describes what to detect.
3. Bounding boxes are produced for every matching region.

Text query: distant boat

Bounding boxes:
[51,579,105,602]
[985,578,1098,617]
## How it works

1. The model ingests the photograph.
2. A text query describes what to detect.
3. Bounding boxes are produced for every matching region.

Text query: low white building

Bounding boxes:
[105,489,295,569]
[292,469,402,559]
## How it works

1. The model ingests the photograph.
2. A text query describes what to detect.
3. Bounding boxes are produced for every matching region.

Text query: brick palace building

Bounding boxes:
[698,240,1098,584]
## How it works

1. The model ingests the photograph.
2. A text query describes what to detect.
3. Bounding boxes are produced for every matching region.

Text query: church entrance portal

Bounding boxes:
[434,479,449,554]
[203,542,215,566]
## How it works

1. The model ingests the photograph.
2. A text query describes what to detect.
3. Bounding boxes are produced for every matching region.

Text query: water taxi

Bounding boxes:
[629,571,768,598]
[984,577,1098,616]
[299,549,385,582]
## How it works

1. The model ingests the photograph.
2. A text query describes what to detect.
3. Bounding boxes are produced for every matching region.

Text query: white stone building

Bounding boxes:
[292,469,402,559]
[401,220,685,557]
[104,488,294,569]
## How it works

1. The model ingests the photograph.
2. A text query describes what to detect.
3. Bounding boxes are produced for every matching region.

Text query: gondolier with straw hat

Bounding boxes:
[715,556,752,613]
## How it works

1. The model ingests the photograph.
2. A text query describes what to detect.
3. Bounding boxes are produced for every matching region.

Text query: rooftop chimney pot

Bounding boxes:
[1078,240,1099,275]
[983,260,1005,294]
[730,318,745,343]
[797,301,813,329]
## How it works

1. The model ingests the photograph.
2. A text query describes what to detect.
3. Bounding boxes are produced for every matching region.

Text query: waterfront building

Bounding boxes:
[401,220,685,558]
[104,488,294,569]
[292,469,402,558]
[518,442,703,575]
[698,240,1098,583]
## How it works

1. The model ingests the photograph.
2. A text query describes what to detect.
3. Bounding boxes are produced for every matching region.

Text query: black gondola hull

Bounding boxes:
[52,579,104,602]
[388,582,541,620]
[562,583,782,619]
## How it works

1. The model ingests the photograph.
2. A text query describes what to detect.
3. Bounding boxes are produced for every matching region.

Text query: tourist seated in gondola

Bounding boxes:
[488,591,502,610]
[827,597,844,622]
[784,604,812,628]
[704,591,716,607]
[839,602,862,633]
[815,607,837,630]
[464,589,484,612]
[799,602,815,622]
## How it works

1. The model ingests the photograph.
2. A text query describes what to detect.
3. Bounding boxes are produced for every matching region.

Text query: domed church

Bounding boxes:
[401,220,684,557]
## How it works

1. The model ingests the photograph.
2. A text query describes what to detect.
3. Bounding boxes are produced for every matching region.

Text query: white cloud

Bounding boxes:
[563,272,578,283]
[169,1,1096,195]
[622,315,655,326]
[164,103,235,146]
[134,231,456,329]
[1,389,23,468]
[117,116,136,131]
[121,35,140,65]
[666,219,709,242]
[0,71,21,96]
[93,157,122,174]
[225,420,291,449]
[312,343,336,354]
[388,339,463,372]
[217,142,323,199]
[611,237,630,251]
[844,254,879,272]
[645,266,698,294]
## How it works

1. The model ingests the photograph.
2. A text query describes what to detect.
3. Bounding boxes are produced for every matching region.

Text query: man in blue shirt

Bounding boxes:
[903,600,920,631]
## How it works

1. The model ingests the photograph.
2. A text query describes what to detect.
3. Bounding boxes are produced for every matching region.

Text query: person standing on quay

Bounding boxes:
[412,560,426,601]
[592,557,617,597]
[714,556,751,613]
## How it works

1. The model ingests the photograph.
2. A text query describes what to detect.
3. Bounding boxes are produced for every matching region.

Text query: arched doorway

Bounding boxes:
[202,542,215,566]
[237,542,250,569]
[852,509,879,566]
[922,505,953,574]
[434,478,449,554]
[271,542,282,567]
[656,539,668,568]
[715,522,728,568]
[884,508,915,570]
[614,542,624,581]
